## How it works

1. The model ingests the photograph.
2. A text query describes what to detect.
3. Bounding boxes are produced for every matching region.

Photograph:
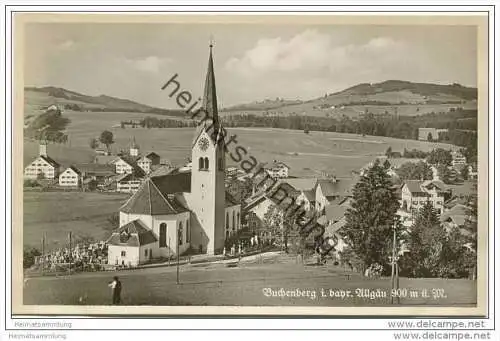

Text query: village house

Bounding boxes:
[451,151,467,169]
[296,189,316,211]
[115,173,144,193]
[58,166,80,187]
[107,45,242,264]
[314,177,355,213]
[264,160,290,179]
[24,144,60,180]
[418,127,448,141]
[73,163,115,184]
[400,180,448,215]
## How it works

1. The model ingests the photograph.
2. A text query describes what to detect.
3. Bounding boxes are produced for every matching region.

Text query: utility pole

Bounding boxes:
[69,231,72,275]
[390,223,399,304]
[168,236,171,266]
[41,233,45,275]
[176,227,180,284]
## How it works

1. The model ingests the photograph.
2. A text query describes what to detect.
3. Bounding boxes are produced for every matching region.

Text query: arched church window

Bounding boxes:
[204,157,209,170]
[186,220,190,243]
[159,223,167,248]
[226,212,229,229]
[178,222,183,246]
[199,157,204,170]
[232,211,235,229]
[226,230,229,240]
[237,212,240,229]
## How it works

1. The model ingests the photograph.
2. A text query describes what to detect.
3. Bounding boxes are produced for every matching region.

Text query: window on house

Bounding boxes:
[121,251,126,257]
[226,212,229,229]
[159,223,167,247]
[144,249,148,256]
[186,220,190,243]
[237,212,240,229]
[232,211,235,229]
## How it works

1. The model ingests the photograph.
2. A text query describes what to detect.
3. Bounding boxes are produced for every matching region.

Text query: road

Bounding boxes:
[23,258,476,307]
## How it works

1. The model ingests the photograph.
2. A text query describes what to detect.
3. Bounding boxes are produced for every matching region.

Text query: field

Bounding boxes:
[222,101,477,119]
[24,110,459,177]
[23,191,129,251]
[23,259,476,307]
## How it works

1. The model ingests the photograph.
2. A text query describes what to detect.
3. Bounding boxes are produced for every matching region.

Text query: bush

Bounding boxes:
[23,247,41,268]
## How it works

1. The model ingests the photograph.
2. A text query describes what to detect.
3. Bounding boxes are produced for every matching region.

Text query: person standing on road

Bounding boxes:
[108,276,122,305]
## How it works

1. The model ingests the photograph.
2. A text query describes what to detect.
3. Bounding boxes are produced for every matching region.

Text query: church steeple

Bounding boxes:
[202,43,219,130]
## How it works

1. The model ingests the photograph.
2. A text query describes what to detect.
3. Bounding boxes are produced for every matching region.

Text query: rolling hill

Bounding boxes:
[221,80,477,118]
[24,86,184,117]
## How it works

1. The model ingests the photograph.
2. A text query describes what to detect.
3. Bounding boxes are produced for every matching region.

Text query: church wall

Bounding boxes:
[190,130,226,254]
[224,204,241,239]
[119,212,154,230]
[152,212,191,257]
[139,243,158,264]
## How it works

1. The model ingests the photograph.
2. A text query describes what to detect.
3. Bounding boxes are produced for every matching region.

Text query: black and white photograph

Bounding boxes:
[11,12,488,316]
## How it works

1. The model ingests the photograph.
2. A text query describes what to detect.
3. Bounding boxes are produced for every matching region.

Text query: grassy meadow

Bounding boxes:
[23,260,476,307]
[23,191,129,251]
[24,110,459,177]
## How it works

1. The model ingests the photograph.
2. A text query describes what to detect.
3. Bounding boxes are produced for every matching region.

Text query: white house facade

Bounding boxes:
[58,167,80,187]
[24,144,60,180]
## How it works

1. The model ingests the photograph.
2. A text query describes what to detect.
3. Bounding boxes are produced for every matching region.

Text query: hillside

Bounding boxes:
[222,80,477,118]
[24,86,184,117]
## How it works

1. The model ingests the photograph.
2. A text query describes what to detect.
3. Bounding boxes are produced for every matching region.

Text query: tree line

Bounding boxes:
[120,116,197,129]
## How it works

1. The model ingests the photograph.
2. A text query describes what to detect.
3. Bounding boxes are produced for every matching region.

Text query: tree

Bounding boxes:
[427,132,433,142]
[89,137,99,150]
[262,204,284,248]
[402,201,446,277]
[24,105,70,143]
[340,159,402,273]
[427,148,452,166]
[460,165,470,180]
[23,247,41,268]
[99,130,114,153]
[437,164,452,184]
[396,161,433,181]
[385,146,393,158]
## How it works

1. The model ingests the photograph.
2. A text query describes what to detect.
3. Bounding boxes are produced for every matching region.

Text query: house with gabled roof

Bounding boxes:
[401,179,448,215]
[24,144,60,180]
[315,177,356,213]
[107,220,158,267]
[58,166,81,187]
[107,45,241,261]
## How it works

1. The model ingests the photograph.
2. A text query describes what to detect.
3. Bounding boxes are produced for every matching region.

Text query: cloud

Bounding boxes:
[57,40,76,50]
[225,29,407,78]
[222,29,417,102]
[125,56,172,73]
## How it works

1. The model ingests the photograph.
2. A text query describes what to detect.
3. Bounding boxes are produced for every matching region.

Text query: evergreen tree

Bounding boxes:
[341,159,402,272]
[385,146,393,158]
[403,201,446,277]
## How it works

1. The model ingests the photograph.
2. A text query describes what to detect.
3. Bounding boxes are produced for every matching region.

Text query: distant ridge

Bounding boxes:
[223,80,477,112]
[24,86,184,116]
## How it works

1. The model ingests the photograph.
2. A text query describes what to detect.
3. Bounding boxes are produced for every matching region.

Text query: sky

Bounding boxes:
[24,23,477,109]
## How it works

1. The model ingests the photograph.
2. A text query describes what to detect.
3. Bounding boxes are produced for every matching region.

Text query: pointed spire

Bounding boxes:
[202,41,219,129]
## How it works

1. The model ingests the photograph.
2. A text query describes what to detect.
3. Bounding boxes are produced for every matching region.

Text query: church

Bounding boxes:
[107,45,241,267]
